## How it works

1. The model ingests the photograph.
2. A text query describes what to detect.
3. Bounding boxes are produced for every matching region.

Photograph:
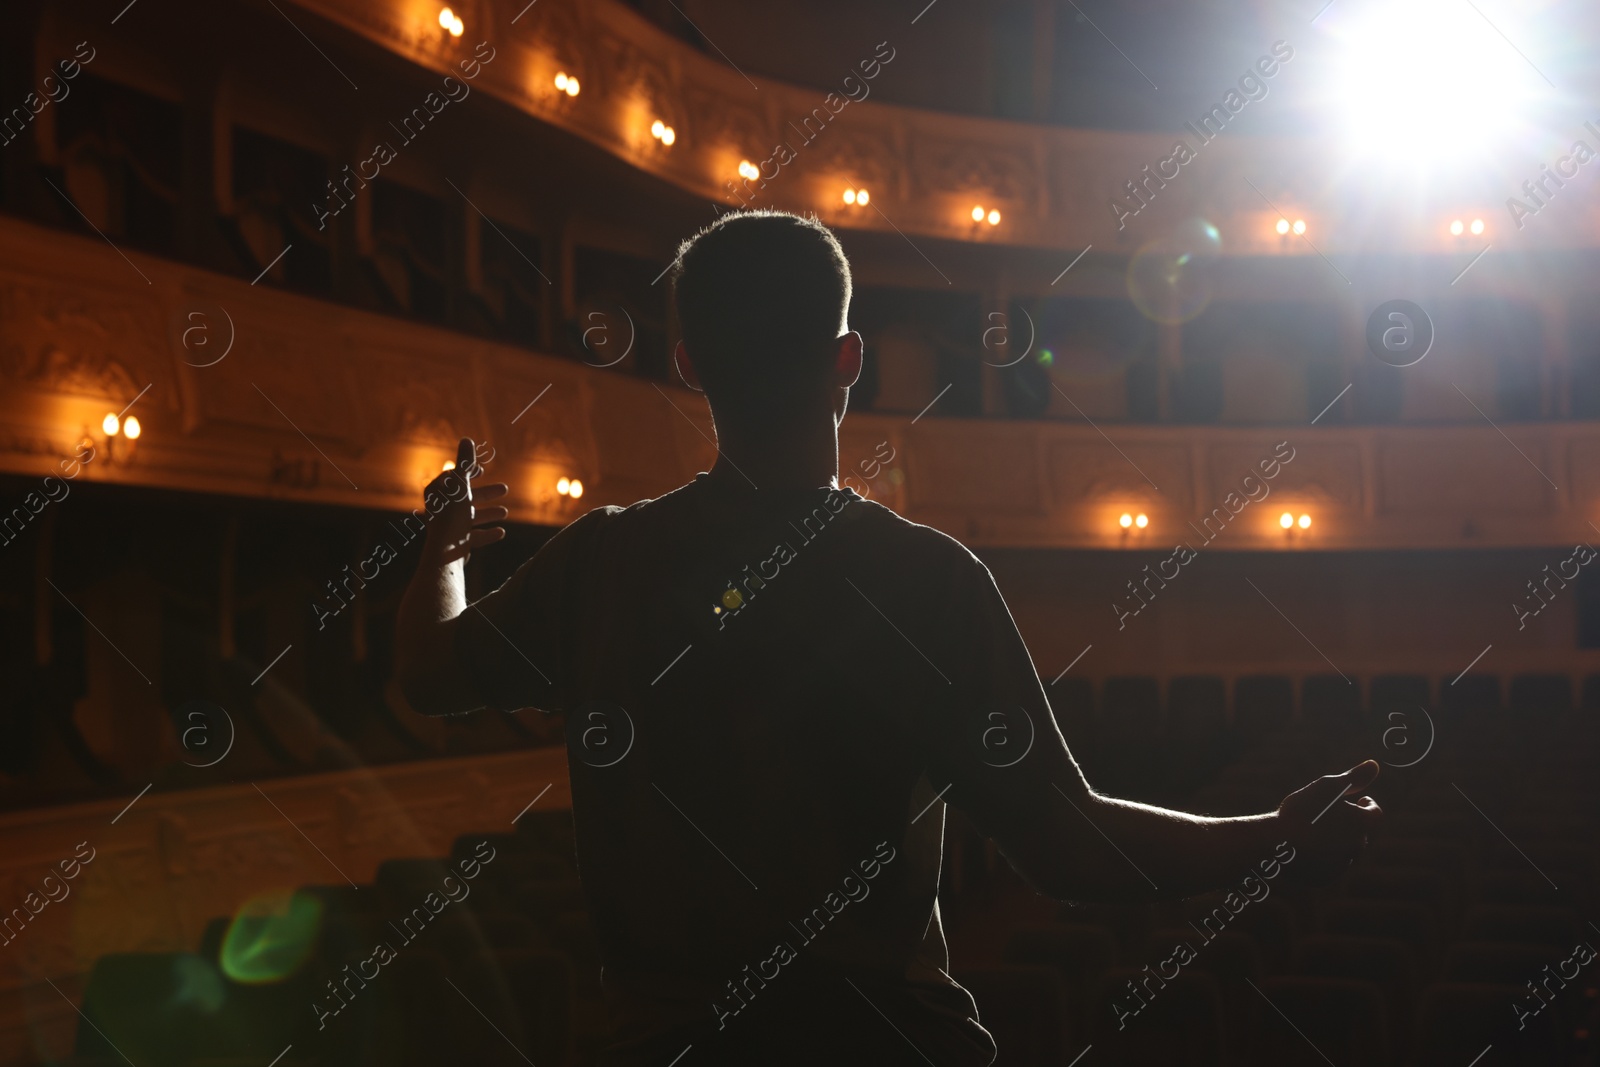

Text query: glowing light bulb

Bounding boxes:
[123,416,141,440]
[651,120,664,138]
[856,189,868,205]
[738,160,759,180]
[555,72,569,91]
[556,477,570,496]
[1470,218,1485,235]
[971,205,985,222]
[439,7,454,29]
[1119,513,1133,529]
[843,188,857,205]
[102,413,120,436]
[987,209,1001,225]
[1134,513,1148,529]
[569,479,584,499]
[1292,219,1306,235]
[1298,513,1312,530]
[660,126,675,146]
[442,460,455,472]
[1279,512,1294,529]
[449,14,464,36]
[1275,218,1290,235]
[565,77,580,96]
[1450,219,1465,236]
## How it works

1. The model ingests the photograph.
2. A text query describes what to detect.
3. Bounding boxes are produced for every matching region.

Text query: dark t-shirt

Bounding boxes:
[455,467,1081,1065]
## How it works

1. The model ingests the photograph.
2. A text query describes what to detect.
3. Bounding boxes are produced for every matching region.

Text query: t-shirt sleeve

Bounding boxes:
[918,542,1088,848]
[452,505,617,713]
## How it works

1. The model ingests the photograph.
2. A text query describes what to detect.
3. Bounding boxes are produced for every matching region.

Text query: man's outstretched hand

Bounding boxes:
[1275,760,1383,885]
[423,437,510,566]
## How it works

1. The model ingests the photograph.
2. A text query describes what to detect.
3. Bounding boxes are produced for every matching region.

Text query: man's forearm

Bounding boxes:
[1076,790,1282,902]
[396,545,472,714]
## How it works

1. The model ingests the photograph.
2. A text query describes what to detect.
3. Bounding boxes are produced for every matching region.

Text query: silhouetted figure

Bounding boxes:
[397,211,1380,1065]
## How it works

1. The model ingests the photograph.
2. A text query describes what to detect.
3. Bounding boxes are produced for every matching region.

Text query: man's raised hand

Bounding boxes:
[423,437,509,565]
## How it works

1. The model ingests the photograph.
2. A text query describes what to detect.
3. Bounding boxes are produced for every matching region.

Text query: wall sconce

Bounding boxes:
[970,205,1001,226]
[97,411,140,463]
[650,120,676,147]
[438,7,464,37]
[1279,511,1311,538]
[1449,217,1486,238]
[738,160,759,181]
[557,476,584,500]
[553,71,580,97]
[842,187,869,207]
[1119,512,1149,542]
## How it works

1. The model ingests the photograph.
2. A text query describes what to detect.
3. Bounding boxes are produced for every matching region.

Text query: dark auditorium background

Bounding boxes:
[3,0,1600,1063]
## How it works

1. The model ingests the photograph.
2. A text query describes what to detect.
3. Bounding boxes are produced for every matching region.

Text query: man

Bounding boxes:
[397,210,1380,1065]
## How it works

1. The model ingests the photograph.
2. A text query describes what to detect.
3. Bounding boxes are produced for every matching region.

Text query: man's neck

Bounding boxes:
[710,416,839,492]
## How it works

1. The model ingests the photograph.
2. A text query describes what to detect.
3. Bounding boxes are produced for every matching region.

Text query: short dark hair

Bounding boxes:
[671,210,852,421]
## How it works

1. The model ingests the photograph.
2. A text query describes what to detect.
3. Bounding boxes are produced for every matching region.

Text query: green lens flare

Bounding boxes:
[220,890,322,983]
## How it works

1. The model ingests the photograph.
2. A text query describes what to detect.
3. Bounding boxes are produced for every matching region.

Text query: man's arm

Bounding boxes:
[1001,757,1381,904]
[920,537,1381,905]
[395,437,509,716]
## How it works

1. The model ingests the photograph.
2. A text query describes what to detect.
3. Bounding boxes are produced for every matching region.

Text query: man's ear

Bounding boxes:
[834,332,864,389]
[673,340,703,392]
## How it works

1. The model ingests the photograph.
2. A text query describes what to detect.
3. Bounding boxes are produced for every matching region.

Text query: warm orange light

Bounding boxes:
[1119,513,1133,529]
[1275,218,1290,235]
[856,189,868,205]
[449,14,464,36]
[1134,513,1148,529]
[569,479,584,499]
[557,477,571,496]
[439,7,454,28]
[971,205,985,222]
[123,416,141,440]
[1291,219,1306,236]
[1298,513,1312,530]
[661,126,675,146]
[102,413,120,436]
[1470,218,1485,235]
[738,160,759,181]
[987,209,1001,226]
[1279,511,1294,529]
[442,460,456,472]
[1450,219,1465,236]
[565,77,580,96]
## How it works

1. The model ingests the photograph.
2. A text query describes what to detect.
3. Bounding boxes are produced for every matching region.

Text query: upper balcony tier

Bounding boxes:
[4,211,1599,553]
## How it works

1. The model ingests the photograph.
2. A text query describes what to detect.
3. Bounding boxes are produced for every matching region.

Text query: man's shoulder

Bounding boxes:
[843,496,990,575]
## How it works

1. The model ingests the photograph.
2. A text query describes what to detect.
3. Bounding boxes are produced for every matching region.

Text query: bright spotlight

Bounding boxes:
[1327,0,1546,166]
[1279,512,1294,529]
[1275,218,1290,235]
[1450,219,1465,235]
[123,416,141,440]
[1291,219,1306,236]
[1298,513,1312,530]
[843,188,857,205]
[1471,218,1485,235]
[1134,513,1148,529]
[1119,513,1133,529]
[987,209,1001,225]
[971,205,985,222]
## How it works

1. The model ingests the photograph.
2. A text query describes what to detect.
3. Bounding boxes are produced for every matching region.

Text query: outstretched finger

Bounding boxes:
[472,506,510,524]
[465,527,506,551]
[472,482,510,502]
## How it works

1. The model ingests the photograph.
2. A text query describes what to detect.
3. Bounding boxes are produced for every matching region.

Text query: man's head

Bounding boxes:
[671,210,862,433]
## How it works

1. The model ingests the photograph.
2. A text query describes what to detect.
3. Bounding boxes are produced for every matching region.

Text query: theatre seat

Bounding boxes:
[1300,674,1361,734]
[1252,976,1390,1067]
[1507,673,1573,714]
[1233,675,1293,743]
[1412,982,1567,1067]
[1089,967,1223,1067]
